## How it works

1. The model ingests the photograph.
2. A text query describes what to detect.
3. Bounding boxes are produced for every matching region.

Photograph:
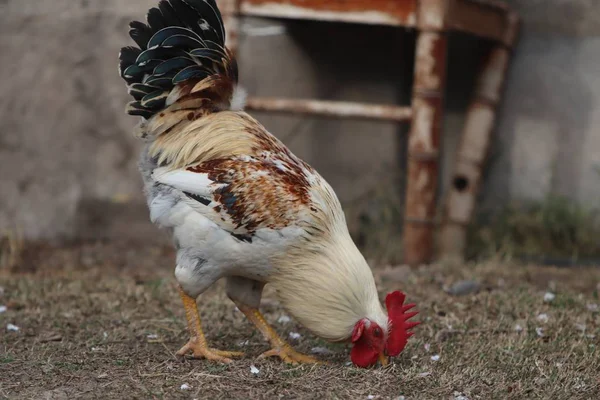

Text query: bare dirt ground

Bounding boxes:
[1,241,599,399]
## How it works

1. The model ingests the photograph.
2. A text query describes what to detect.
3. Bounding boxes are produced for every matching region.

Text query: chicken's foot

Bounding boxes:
[177,286,244,363]
[235,303,320,365]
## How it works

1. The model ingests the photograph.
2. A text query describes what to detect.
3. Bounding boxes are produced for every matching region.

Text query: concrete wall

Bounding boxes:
[0,0,598,240]
[477,0,600,209]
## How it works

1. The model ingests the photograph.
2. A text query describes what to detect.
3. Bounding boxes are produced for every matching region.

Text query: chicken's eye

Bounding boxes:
[373,327,382,337]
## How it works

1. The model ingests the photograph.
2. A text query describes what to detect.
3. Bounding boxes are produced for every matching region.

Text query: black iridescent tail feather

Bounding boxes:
[119,0,238,119]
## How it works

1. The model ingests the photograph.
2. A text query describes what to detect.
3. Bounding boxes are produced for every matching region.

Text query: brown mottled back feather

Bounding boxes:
[188,154,313,234]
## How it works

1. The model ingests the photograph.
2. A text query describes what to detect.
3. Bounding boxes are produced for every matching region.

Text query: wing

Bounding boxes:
[153,154,317,243]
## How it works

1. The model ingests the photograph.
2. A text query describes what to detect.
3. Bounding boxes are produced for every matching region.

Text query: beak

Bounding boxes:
[379,353,389,367]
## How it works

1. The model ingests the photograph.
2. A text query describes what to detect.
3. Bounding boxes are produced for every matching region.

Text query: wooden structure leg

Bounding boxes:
[440,12,520,263]
[403,0,449,266]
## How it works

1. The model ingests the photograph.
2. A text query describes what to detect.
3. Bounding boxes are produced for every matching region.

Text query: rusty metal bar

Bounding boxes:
[239,0,418,27]
[245,97,413,122]
[403,0,449,266]
[239,0,516,44]
[439,12,519,263]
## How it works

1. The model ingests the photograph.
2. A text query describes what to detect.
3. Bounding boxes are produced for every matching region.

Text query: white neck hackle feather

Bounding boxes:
[270,182,389,342]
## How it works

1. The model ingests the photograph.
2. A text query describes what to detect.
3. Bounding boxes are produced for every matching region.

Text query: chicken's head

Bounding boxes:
[350,291,420,368]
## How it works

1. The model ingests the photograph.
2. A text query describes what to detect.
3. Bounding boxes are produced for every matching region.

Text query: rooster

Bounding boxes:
[119,0,419,368]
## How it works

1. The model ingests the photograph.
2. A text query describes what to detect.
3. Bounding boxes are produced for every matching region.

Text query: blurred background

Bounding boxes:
[1,0,599,265]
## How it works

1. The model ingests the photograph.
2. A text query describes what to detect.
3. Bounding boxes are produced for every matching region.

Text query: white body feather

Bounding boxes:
[142,146,387,342]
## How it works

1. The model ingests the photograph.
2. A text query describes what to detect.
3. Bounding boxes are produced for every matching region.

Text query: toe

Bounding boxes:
[296,354,320,364]
[257,348,279,360]
[259,347,320,364]
[176,340,240,363]
[176,343,192,357]
[200,352,234,363]
[210,349,244,358]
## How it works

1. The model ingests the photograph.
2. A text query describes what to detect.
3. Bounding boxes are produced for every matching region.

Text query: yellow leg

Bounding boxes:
[177,286,244,363]
[235,302,320,365]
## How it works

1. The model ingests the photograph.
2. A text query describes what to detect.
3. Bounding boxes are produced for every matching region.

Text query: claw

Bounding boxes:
[176,338,244,363]
[258,345,321,365]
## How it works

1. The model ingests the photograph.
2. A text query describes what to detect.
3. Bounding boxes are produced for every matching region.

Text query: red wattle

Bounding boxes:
[350,338,379,368]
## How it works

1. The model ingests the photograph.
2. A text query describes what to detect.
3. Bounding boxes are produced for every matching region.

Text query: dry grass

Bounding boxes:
[0,228,24,271]
[1,242,599,399]
[468,196,600,263]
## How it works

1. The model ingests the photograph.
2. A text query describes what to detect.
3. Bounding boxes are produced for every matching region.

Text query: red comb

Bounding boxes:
[385,291,420,357]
